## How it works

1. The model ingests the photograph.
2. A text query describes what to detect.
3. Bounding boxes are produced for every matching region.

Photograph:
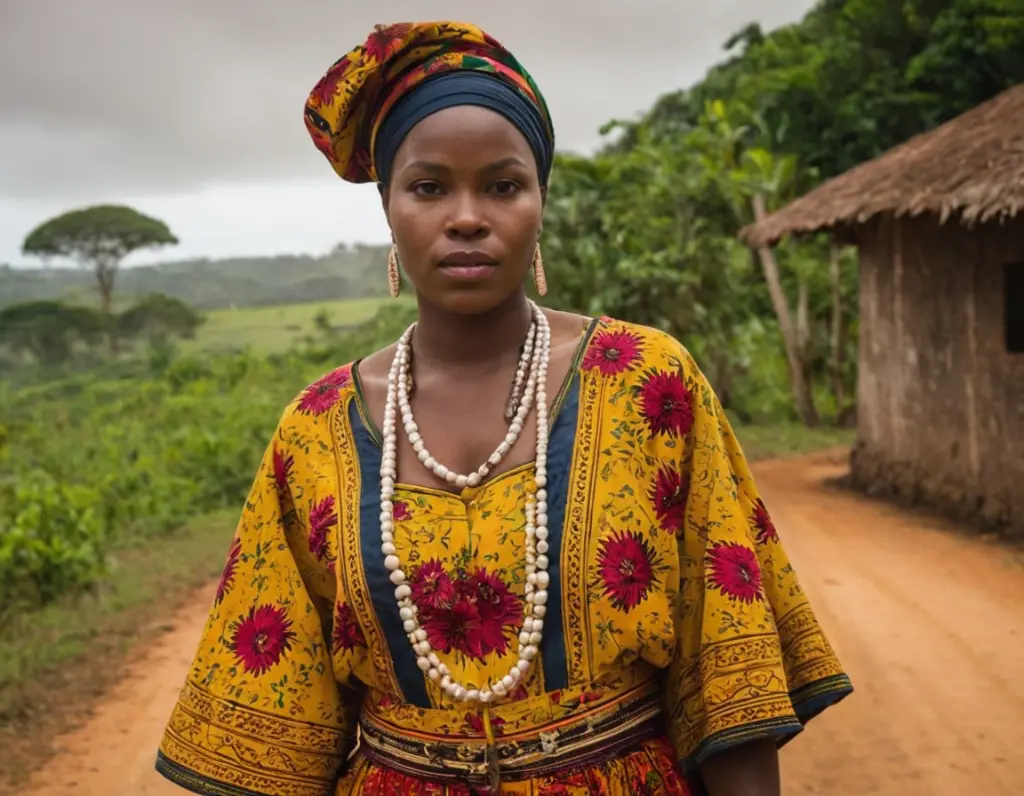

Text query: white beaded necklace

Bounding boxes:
[379,302,552,703]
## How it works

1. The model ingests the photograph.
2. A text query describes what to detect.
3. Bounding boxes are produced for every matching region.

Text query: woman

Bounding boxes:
[155,22,852,796]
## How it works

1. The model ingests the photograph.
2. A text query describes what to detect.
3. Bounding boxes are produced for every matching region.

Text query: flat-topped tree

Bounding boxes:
[22,205,178,317]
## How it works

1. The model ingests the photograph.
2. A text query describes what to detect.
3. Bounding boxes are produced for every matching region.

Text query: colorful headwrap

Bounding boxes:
[303,22,555,186]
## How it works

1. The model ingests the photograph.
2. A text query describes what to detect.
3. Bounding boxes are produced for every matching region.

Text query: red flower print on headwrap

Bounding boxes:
[638,370,694,438]
[364,23,414,62]
[582,329,644,376]
[649,465,689,536]
[297,365,351,415]
[707,542,763,604]
[751,499,778,545]
[597,530,662,612]
[310,56,351,106]
[231,605,297,676]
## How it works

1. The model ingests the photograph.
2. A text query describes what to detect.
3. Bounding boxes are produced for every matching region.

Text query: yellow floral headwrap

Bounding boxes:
[303,22,554,184]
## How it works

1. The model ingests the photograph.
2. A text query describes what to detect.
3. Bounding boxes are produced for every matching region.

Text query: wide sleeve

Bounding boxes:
[155,412,362,796]
[660,364,853,777]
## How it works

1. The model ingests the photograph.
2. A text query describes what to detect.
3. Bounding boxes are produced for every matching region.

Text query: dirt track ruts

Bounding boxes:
[17,453,1024,795]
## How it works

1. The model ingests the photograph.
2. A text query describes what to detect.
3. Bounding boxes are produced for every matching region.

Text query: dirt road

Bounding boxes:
[17,453,1024,795]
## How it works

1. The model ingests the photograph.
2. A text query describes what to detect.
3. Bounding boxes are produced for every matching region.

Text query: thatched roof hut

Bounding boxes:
[741,85,1024,536]
[741,84,1024,247]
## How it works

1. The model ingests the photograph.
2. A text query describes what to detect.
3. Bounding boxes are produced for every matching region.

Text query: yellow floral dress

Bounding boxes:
[156,317,852,795]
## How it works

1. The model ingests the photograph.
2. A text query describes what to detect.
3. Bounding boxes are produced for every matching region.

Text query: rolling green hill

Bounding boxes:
[0,243,391,311]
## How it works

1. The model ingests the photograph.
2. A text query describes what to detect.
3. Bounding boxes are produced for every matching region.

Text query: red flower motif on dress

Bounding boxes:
[215,537,242,605]
[393,500,413,522]
[707,542,763,604]
[421,597,483,659]
[464,568,524,656]
[272,446,293,493]
[231,604,297,675]
[297,365,351,415]
[751,499,778,545]
[597,530,662,612]
[463,712,506,736]
[638,370,694,438]
[582,329,644,376]
[307,495,337,561]
[413,563,523,661]
[332,602,366,652]
[410,559,456,612]
[649,465,689,536]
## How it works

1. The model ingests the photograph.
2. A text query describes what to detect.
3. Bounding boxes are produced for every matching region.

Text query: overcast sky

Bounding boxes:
[0,0,816,267]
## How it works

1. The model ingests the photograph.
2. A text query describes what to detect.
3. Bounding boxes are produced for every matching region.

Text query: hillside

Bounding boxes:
[0,242,390,310]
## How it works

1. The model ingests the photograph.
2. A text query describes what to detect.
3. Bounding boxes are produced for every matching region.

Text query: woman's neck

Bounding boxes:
[411,291,533,368]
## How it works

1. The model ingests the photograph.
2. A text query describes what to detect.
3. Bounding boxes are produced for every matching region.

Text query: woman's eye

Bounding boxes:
[413,182,443,196]
[491,180,520,196]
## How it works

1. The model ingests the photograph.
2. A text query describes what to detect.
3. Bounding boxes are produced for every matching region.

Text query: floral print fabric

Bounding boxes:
[156,317,851,795]
[304,22,553,184]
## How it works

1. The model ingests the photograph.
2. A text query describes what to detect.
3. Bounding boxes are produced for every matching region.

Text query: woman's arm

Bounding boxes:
[699,739,781,796]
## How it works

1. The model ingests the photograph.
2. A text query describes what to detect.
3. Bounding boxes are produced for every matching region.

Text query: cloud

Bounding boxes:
[0,0,816,202]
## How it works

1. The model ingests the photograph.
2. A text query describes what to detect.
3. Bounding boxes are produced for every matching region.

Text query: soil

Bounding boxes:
[10,452,1024,795]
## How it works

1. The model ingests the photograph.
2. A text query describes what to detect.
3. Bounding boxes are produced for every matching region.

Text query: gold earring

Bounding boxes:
[532,242,547,297]
[387,245,401,298]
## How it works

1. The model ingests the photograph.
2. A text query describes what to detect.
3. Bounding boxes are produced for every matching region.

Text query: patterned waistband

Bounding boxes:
[357,682,664,787]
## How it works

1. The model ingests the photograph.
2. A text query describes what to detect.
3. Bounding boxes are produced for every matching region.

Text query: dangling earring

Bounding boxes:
[532,242,547,297]
[387,245,401,298]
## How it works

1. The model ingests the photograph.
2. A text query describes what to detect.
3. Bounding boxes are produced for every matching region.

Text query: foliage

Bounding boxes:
[0,293,208,370]
[0,302,417,616]
[0,301,108,365]
[611,0,1024,183]
[22,205,179,319]
[117,293,203,345]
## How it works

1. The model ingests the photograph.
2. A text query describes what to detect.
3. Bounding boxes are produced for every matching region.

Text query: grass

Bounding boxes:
[186,297,409,354]
[0,509,237,788]
[732,422,856,461]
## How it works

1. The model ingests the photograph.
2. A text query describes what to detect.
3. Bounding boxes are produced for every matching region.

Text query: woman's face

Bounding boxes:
[382,105,544,315]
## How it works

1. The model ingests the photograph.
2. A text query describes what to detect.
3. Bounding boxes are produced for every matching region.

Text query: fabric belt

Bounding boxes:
[356,683,665,791]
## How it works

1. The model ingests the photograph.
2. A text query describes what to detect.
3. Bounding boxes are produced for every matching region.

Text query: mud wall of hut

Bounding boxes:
[852,214,1024,534]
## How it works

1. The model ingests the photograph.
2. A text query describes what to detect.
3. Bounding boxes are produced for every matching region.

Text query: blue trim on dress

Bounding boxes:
[349,399,432,708]
[539,374,580,691]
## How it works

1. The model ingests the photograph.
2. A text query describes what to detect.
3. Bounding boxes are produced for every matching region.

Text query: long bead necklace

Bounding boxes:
[378,302,552,703]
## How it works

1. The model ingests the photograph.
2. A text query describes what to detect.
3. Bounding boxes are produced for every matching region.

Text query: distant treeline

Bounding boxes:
[0,242,391,311]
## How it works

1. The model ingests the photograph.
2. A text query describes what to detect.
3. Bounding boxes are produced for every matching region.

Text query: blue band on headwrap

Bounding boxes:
[374,71,553,187]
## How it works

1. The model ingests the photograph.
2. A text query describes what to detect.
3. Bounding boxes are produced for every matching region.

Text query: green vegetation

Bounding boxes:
[0,302,418,618]
[1,1,1020,771]
[0,242,392,311]
[187,296,410,354]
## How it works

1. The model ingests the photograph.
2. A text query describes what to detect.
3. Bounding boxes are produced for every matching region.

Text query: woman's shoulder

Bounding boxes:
[586,315,703,380]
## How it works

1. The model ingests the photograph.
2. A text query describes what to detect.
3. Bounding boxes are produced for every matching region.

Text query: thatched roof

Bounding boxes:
[740,83,1024,247]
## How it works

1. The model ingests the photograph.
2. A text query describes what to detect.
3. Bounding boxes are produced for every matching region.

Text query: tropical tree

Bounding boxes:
[22,205,178,323]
